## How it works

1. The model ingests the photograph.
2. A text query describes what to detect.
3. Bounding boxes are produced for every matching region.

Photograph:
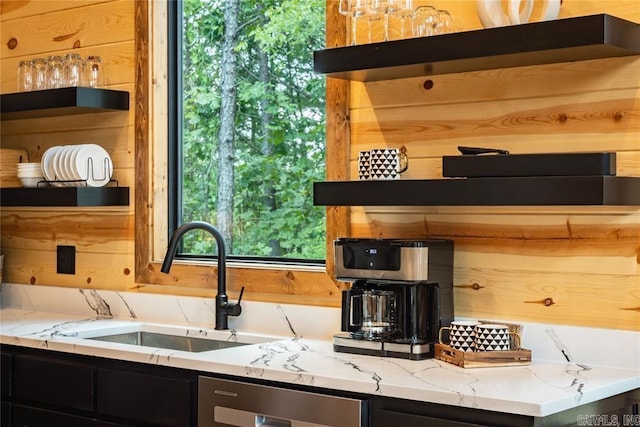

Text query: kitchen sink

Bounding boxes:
[88,331,248,352]
[77,324,279,353]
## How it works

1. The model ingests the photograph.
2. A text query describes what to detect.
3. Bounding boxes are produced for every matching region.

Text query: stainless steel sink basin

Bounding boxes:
[77,324,280,353]
[88,331,249,352]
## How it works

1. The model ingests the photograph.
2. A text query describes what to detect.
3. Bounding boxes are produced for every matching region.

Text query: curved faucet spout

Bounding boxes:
[161,221,242,330]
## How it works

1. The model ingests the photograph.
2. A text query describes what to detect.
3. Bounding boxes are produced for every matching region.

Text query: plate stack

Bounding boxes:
[41,144,113,187]
[17,163,45,187]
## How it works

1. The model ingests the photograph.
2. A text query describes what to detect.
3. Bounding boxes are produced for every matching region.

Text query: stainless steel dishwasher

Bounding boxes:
[198,376,369,427]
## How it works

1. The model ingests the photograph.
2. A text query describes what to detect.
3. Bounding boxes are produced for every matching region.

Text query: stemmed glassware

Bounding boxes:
[387,0,414,39]
[338,0,453,45]
[367,0,389,43]
[339,0,367,46]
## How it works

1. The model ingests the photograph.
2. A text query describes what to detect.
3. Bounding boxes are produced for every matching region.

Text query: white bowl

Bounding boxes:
[19,176,46,188]
[17,169,45,177]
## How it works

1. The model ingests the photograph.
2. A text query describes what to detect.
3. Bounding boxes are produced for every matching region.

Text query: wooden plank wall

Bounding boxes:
[0,0,137,290]
[347,1,640,331]
[1,1,638,332]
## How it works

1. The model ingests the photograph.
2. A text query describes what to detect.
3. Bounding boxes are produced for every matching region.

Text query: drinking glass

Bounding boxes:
[83,55,103,87]
[339,0,367,46]
[46,55,64,89]
[387,0,414,39]
[17,60,34,92]
[32,58,47,90]
[412,5,438,37]
[434,10,453,35]
[63,53,83,87]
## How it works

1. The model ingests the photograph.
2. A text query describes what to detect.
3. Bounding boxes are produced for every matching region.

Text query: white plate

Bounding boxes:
[75,144,112,187]
[58,145,81,185]
[56,146,73,184]
[65,145,83,182]
[50,147,67,185]
[41,146,62,181]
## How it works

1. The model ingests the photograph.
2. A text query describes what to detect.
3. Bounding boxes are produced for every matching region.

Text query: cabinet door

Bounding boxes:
[96,367,194,427]
[13,404,128,427]
[14,354,94,412]
[374,409,489,427]
[2,401,12,427]
[2,351,13,397]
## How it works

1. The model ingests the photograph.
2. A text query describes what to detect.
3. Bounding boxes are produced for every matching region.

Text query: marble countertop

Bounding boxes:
[1,306,638,418]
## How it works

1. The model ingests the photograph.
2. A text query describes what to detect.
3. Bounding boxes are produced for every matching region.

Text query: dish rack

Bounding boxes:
[38,157,116,187]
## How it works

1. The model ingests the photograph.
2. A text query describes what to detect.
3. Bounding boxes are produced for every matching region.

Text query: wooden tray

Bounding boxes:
[435,343,531,368]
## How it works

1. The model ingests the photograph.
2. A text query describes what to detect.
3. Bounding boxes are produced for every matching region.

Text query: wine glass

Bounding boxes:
[387,0,414,39]
[368,0,389,42]
[339,0,367,46]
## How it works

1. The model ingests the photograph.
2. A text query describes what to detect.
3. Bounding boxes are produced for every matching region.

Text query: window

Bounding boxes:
[168,0,326,263]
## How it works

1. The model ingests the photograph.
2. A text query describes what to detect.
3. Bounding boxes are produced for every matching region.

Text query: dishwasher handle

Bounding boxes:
[256,415,291,427]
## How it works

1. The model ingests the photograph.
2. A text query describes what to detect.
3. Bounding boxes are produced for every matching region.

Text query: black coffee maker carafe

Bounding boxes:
[334,238,454,360]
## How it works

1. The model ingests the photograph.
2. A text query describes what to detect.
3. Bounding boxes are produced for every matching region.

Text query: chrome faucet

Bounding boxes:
[160,221,244,330]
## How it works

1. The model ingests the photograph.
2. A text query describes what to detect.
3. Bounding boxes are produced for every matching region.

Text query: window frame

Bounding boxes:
[134,0,348,305]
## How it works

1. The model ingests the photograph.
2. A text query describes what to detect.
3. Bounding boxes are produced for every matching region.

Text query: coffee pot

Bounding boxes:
[334,238,454,360]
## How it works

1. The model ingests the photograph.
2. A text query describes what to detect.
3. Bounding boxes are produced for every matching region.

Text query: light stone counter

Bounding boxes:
[1,283,638,418]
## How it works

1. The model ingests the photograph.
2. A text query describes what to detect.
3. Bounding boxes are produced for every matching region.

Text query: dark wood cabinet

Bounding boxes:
[2,344,637,427]
[13,405,129,427]
[371,396,532,427]
[1,351,13,398]
[370,394,640,427]
[374,409,488,427]
[97,368,194,427]
[1,345,197,427]
[2,401,12,427]
[14,354,94,412]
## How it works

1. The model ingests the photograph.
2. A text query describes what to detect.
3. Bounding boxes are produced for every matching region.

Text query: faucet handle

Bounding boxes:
[235,286,245,306]
[226,286,244,317]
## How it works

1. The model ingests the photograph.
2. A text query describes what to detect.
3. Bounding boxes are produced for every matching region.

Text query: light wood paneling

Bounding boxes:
[1,1,134,59]
[0,1,113,20]
[0,0,135,293]
[2,247,134,289]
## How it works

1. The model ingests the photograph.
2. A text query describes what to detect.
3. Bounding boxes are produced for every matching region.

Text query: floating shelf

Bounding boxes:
[0,186,130,207]
[313,177,640,206]
[313,14,640,81]
[0,87,130,120]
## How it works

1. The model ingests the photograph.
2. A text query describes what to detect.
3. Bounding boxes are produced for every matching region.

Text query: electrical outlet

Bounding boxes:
[57,245,75,275]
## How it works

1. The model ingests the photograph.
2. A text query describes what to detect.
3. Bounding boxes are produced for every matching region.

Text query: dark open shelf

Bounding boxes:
[314,14,640,81]
[313,177,640,206]
[1,87,130,120]
[0,186,130,207]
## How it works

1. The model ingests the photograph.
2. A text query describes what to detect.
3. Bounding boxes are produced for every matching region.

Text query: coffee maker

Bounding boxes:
[333,238,454,360]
